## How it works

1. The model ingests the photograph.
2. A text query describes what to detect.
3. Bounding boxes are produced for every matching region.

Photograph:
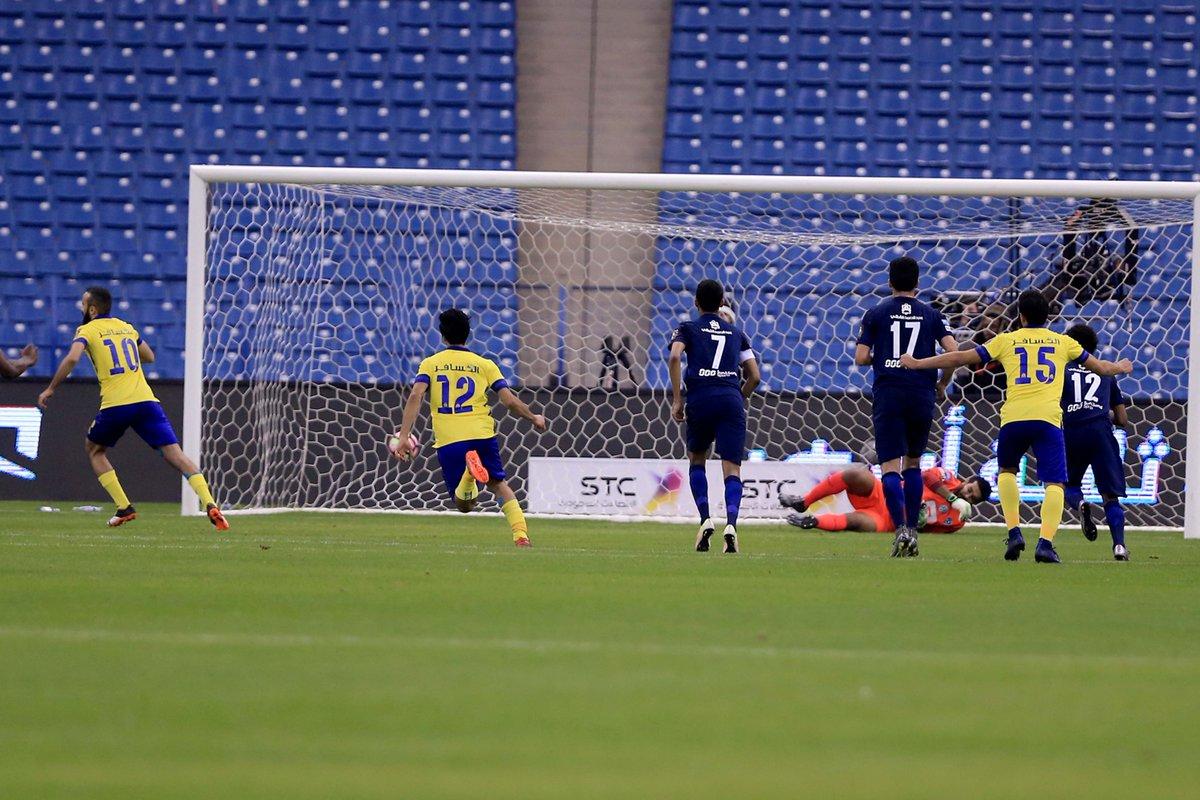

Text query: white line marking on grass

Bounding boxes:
[0,625,1194,668]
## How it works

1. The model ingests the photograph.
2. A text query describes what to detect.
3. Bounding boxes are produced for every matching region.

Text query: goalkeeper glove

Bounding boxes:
[949,495,973,521]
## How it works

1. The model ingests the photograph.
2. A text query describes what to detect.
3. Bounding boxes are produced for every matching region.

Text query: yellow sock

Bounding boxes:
[454,469,478,502]
[501,498,528,540]
[187,473,216,507]
[998,472,1020,529]
[98,469,131,509]
[1040,484,1065,542]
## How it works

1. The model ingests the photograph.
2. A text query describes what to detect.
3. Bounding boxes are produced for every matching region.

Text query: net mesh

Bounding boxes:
[200,180,1193,527]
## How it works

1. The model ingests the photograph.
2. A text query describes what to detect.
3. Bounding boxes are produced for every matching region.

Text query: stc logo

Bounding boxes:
[580,476,637,497]
[0,406,42,481]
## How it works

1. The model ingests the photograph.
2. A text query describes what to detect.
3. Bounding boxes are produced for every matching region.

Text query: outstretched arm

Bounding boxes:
[900,348,982,372]
[668,341,686,422]
[497,387,547,432]
[1082,354,1133,377]
[934,334,960,396]
[37,341,85,408]
[0,344,38,379]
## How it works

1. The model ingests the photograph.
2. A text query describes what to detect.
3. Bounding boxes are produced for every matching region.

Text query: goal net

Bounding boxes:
[188,168,1198,532]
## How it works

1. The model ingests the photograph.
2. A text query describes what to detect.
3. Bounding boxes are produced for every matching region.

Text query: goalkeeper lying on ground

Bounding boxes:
[780,466,991,534]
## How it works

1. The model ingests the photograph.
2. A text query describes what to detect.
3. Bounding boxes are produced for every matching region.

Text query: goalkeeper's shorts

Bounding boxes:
[436,436,506,495]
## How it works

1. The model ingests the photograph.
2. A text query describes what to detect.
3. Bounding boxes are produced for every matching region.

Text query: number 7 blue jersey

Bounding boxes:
[670,313,754,400]
[857,296,952,394]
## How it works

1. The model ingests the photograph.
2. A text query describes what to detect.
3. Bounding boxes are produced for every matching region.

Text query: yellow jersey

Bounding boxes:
[975,328,1087,427]
[416,347,508,448]
[73,316,158,410]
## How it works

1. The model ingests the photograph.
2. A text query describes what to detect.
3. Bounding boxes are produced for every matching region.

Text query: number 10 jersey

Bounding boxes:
[74,316,157,410]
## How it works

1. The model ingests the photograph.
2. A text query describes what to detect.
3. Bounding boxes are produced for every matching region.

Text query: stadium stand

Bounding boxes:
[653,0,1199,397]
[0,0,517,380]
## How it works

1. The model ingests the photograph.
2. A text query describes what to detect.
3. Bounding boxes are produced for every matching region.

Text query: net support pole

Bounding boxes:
[1186,193,1200,538]
[181,168,208,516]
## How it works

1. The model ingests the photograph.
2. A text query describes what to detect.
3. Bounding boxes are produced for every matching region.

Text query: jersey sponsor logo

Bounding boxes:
[708,319,720,329]
[697,367,739,378]
[901,303,911,315]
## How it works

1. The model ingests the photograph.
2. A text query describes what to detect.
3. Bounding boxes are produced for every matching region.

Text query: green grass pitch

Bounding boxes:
[2,501,1199,799]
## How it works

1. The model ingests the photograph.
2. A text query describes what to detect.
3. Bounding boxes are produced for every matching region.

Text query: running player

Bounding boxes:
[391,308,546,547]
[668,279,760,554]
[1061,323,1130,560]
[901,289,1132,563]
[37,287,228,529]
[855,256,958,557]
[782,465,990,533]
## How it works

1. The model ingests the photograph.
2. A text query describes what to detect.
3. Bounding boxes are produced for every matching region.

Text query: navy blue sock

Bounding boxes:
[1064,487,1084,509]
[901,467,924,529]
[881,472,906,531]
[724,475,743,528]
[689,464,710,524]
[1104,499,1126,547]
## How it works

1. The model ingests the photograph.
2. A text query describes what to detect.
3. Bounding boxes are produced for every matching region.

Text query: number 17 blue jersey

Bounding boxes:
[857,296,951,395]
[669,313,754,400]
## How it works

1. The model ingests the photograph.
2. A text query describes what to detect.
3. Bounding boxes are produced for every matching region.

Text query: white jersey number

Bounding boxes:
[710,334,727,369]
[1070,371,1102,404]
[890,320,922,356]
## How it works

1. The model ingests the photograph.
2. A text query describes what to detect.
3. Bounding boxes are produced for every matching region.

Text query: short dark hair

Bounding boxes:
[438,308,470,345]
[695,279,724,313]
[1017,289,1050,327]
[84,286,112,315]
[970,476,993,501]
[1066,322,1099,354]
[888,256,919,292]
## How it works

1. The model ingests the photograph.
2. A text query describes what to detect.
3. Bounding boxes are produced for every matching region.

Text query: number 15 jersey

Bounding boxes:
[415,346,508,447]
[74,316,157,409]
[975,328,1089,427]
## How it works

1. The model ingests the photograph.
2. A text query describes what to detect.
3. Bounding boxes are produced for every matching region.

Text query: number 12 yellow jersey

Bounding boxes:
[415,346,508,448]
[974,328,1087,427]
[73,316,158,410]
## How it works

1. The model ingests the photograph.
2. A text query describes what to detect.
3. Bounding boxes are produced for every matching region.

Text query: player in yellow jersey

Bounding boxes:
[391,308,547,546]
[37,287,229,531]
[901,289,1131,563]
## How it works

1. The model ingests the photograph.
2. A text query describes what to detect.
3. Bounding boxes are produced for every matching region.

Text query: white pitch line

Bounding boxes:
[0,625,1194,668]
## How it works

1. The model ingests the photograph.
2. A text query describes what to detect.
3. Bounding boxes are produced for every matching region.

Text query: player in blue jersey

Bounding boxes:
[850,256,957,558]
[668,279,760,554]
[1061,323,1130,560]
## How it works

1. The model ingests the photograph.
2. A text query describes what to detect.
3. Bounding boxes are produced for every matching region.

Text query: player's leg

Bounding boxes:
[86,438,136,527]
[900,394,935,537]
[995,423,1030,560]
[788,510,880,532]
[475,438,527,546]
[684,404,716,526]
[1093,433,1128,559]
[872,400,910,555]
[435,442,478,514]
[1062,430,1096,541]
[130,402,228,530]
[714,399,746,554]
[1031,423,1068,564]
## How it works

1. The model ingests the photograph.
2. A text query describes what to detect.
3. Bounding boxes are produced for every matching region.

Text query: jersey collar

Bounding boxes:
[446,345,470,351]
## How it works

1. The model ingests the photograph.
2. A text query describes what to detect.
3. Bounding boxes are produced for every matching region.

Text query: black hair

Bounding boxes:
[439,308,470,345]
[1066,322,1099,354]
[1017,288,1050,327]
[84,286,113,315]
[970,476,993,501]
[695,279,724,313]
[888,256,920,292]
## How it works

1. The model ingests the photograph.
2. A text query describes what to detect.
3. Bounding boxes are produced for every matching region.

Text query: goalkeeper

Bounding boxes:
[781,466,990,534]
[391,309,546,547]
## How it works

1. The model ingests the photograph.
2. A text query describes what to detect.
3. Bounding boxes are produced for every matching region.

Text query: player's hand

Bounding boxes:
[936,383,947,402]
[21,343,38,364]
[951,497,973,521]
[899,354,919,369]
[531,414,547,432]
[1115,358,1133,374]
[37,388,53,409]
[671,397,684,423]
[389,433,414,461]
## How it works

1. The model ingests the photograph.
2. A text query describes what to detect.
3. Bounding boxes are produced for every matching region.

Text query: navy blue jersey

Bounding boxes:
[670,313,754,399]
[857,296,952,393]
[1061,364,1126,428]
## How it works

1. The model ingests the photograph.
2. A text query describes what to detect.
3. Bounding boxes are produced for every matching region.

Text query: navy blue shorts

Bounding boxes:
[436,436,507,496]
[1065,424,1126,497]
[87,401,179,449]
[871,389,935,462]
[685,392,746,464]
[997,420,1067,484]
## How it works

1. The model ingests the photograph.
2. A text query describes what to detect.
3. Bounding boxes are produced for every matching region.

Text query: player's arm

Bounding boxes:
[390,381,427,460]
[496,387,547,431]
[138,340,155,364]
[1112,402,1129,429]
[1080,354,1133,377]
[740,357,760,399]
[934,334,960,396]
[668,340,686,422]
[37,340,86,409]
[0,343,38,379]
[899,348,981,371]
[853,343,871,366]
[924,468,973,520]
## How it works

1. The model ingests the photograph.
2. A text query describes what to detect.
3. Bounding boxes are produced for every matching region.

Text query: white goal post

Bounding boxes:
[185,166,1200,536]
